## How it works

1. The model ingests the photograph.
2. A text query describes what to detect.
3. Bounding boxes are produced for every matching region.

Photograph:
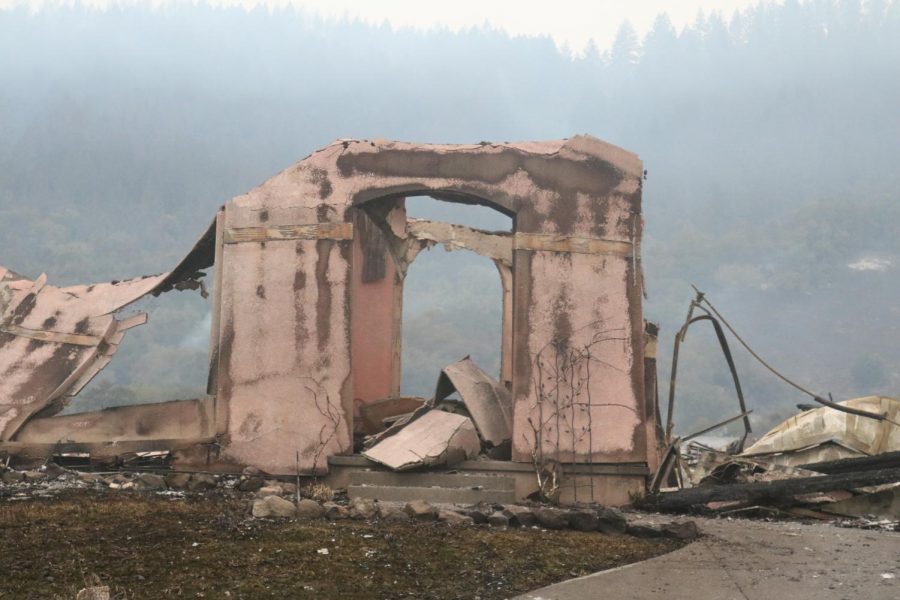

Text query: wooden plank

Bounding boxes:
[0,324,101,347]
[224,222,353,244]
[514,233,633,257]
[407,219,513,265]
[116,312,148,331]
[328,453,650,475]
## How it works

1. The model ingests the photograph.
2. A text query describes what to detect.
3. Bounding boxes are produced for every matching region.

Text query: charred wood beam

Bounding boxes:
[406,218,513,265]
[800,450,900,475]
[645,466,900,512]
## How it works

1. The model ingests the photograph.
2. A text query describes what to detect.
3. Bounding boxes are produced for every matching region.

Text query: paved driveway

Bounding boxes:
[515,515,899,600]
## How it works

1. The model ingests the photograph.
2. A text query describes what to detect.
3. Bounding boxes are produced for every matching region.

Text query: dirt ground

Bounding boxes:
[0,490,683,599]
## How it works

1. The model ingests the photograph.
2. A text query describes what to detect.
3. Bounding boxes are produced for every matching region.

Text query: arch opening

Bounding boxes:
[350,193,514,413]
[400,196,512,397]
[61,282,212,415]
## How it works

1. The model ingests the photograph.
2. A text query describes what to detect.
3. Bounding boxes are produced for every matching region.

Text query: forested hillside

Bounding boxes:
[1,0,898,435]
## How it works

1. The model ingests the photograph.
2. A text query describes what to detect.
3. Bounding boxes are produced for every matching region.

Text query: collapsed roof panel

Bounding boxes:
[742,396,900,466]
[0,272,165,440]
[434,356,512,447]
[0,219,218,442]
[153,217,217,295]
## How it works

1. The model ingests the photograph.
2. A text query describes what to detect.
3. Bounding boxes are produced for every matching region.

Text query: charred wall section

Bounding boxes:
[211,136,648,474]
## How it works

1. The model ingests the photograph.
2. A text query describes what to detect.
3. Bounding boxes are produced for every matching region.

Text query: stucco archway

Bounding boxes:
[211,136,650,475]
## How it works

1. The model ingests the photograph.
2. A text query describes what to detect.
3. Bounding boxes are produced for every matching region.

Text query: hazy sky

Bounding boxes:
[4,0,779,51]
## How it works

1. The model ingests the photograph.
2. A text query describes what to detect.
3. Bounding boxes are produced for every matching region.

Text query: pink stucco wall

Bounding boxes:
[211,136,650,474]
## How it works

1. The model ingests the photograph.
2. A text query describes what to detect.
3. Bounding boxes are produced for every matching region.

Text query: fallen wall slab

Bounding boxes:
[363,410,481,470]
[14,398,215,444]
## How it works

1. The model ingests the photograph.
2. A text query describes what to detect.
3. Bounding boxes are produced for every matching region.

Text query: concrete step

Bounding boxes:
[349,469,516,491]
[347,484,517,505]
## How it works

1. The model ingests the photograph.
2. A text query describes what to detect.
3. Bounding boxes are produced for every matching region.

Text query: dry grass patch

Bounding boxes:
[0,490,684,599]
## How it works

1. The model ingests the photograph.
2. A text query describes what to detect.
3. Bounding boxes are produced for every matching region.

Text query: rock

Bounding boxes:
[349,497,378,520]
[596,507,627,534]
[252,495,297,518]
[107,477,135,490]
[384,511,411,523]
[134,473,167,491]
[534,507,568,530]
[485,439,512,460]
[404,499,437,521]
[323,502,350,520]
[462,509,489,525]
[487,512,510,528]
[165,472,191,489]
[281,482,298,496]
[379,506,411,523]
[256,485,284,497]
[662,521,700,540]
[438,510,474,526]
[187,473,217,492]
[242,466,265,478]
[76,586,110,600]
[22,471,47,483]
[626,523,664,539]
[239,476,265,492]
[296,499,325,519]
[568,509,600,532]
[42,462,68,480]
[1,470,24,484]
[79,473,102,485]
[502,505,538,527]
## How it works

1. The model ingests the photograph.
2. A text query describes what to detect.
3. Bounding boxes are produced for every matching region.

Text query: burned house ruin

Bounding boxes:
[0,136,659,505]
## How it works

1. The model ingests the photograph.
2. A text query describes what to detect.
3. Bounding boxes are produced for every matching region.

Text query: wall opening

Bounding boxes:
[400,196,512,397]
[61,281,212,414]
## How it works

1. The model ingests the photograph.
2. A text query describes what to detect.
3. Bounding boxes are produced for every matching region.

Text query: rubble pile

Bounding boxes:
[246,494,700,540]
[0,460,699,540]
[0,462,225,499]
[358,357,513,470]
[648,397,900,529]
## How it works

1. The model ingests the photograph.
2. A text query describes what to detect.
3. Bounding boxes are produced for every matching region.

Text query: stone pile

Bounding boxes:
[0,464,700,540]
[247,495,700,540]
